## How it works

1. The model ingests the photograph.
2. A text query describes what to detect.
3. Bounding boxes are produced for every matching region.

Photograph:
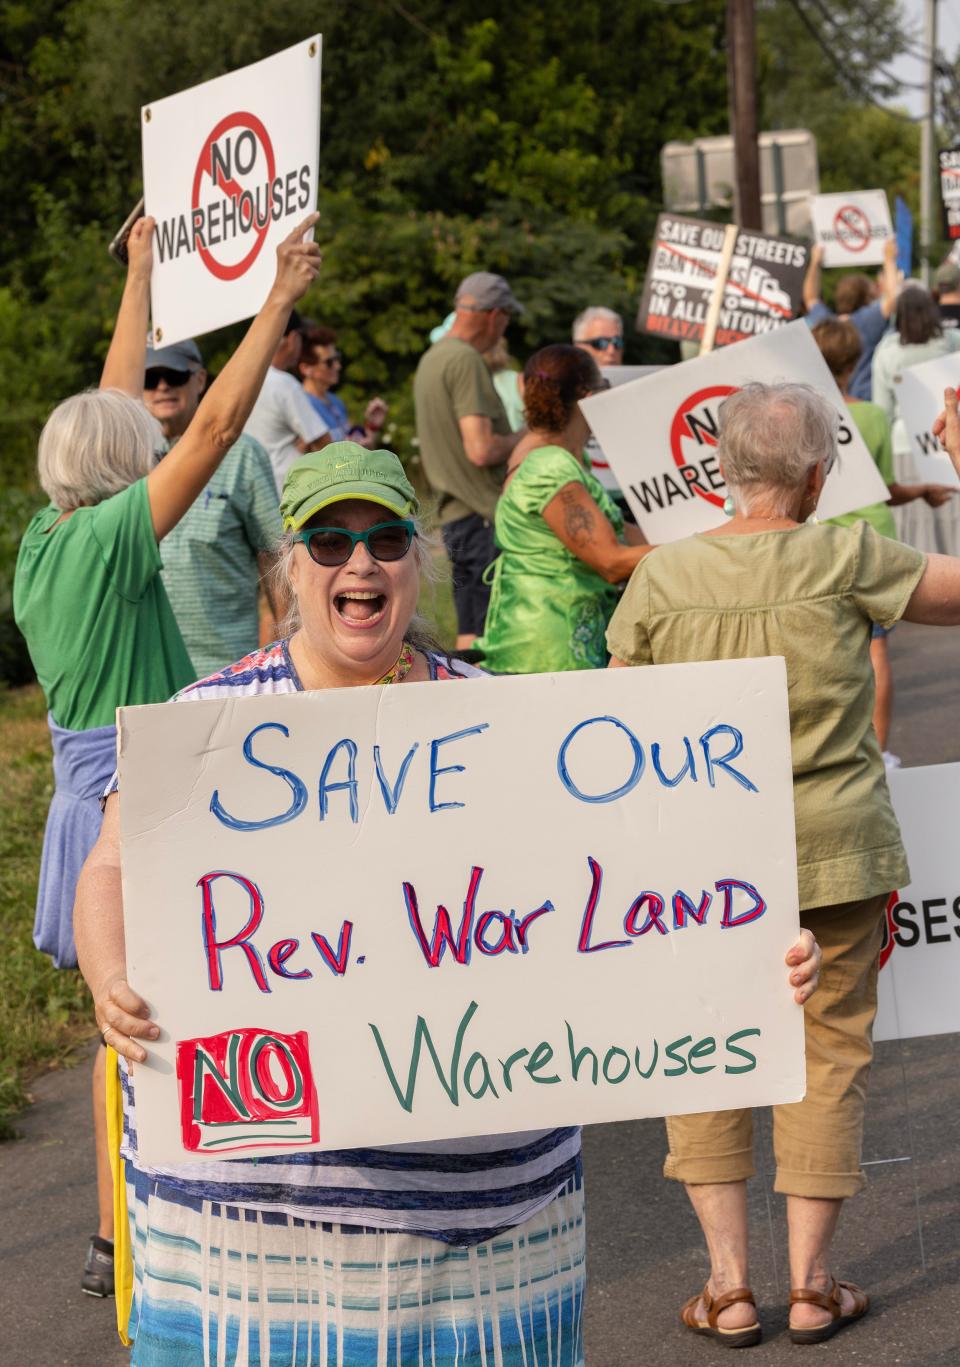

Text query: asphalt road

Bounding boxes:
[1,620,958,1366]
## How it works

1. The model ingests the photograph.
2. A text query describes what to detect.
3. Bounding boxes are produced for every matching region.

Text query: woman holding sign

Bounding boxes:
[476,343,652,673]
[607,381,960,1347]
[75,435,824,1364]
[13,212,320,1299]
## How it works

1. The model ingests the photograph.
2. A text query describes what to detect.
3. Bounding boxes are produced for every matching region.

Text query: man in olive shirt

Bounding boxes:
[414,272,525,646]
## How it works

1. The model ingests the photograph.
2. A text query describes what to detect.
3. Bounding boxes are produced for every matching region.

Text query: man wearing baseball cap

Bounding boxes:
[143,335,283,678]
[414,272,526,647]
[935,258,960,330]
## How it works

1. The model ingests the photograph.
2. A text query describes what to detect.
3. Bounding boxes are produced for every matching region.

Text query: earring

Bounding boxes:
[723,495,735,517]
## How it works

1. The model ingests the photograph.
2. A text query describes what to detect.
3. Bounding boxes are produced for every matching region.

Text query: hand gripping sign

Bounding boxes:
[810,190,893,269]
[142,37,321,345]
[118,662,805,1165]
[579,321,890,545]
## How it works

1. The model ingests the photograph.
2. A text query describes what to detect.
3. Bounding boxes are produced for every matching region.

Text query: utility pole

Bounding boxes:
[920,0,938,285]
[726,0,762,230]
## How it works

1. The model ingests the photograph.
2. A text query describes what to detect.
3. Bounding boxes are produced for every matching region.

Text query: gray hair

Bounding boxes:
[269,514,449,654]
[572,306,622,340]
[38,388,160,510]
[718,382,838,517]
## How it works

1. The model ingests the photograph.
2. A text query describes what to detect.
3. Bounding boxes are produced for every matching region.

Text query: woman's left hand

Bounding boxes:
[785,928,821,1005]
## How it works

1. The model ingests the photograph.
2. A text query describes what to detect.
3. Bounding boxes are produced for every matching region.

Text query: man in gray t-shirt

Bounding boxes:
[414,272,525,646]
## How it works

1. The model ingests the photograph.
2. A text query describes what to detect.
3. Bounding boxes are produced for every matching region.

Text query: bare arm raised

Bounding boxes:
[100,217,155,397]
[147,212,322,540]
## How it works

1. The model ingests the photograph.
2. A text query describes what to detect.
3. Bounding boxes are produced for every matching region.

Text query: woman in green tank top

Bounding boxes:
[475,344,651,673]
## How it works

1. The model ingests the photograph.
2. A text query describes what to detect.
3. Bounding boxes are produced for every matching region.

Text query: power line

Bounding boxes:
[782,0,926,123]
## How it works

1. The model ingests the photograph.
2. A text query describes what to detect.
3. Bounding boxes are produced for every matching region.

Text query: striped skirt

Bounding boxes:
[126,1171,586,1366]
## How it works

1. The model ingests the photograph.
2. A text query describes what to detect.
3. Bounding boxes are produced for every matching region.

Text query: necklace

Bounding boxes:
[375,640,416,685]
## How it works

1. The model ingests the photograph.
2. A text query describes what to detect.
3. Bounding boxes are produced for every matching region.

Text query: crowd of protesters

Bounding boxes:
[10,208,960,1364]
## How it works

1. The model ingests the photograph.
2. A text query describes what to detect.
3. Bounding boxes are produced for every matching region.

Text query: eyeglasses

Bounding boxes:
[319,352,342,368]
[296,519,416,567]
[144,367,193,389]
[576,336,624,352]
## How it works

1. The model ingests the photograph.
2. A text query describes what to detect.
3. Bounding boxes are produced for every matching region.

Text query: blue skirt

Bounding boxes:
[34,715,116,968]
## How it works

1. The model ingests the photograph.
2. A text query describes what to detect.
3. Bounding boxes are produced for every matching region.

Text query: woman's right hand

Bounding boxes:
[268,211,322,309]
[126,215,155,285]
[96,973,159,1064]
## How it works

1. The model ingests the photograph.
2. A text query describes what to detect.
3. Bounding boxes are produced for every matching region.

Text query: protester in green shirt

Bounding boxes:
[413,272,526,647]
[12,210,321,1300]
[813,319,955,760]
[141,335,282,679]
[607,380,960,1348]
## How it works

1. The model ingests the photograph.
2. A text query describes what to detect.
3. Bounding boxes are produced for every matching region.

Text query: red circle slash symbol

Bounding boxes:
[669,385,738,508]
[192,112,276,281]
[833,205,871,254]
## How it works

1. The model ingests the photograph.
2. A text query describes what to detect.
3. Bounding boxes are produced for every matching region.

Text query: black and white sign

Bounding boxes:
[939,147,960,243]
[636,213,809,350]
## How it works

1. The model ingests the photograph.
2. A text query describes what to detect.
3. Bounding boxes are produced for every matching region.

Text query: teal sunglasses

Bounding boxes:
[296,519,416,567]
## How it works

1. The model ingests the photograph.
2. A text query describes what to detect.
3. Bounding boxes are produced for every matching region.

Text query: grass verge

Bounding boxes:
[0,685,93,1140]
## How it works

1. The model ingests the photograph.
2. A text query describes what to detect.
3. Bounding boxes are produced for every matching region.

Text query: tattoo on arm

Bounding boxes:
[561,488,594,544]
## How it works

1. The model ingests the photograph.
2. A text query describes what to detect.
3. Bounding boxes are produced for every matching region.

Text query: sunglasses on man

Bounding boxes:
[319,351,343,368]
[576,335,624,352]
[144,367,194,389]
[296,519,416,567]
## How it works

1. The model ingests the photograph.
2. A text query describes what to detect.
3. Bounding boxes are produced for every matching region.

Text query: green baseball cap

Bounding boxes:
[280,442,419,531]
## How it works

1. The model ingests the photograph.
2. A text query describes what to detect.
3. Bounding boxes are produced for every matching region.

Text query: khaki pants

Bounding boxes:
[663,893,887,1200]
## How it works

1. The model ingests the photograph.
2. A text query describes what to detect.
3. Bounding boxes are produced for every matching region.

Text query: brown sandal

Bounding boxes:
[788,1278,870,1345]
[680,1284,762,1349]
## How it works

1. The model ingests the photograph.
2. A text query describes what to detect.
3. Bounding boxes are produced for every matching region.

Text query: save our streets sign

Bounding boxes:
[939,147,960,242]
[118,663,805,1166]
[579,321,890,544]
[637,213,809,348]
[142,37,322,345]
[810,189,893,268]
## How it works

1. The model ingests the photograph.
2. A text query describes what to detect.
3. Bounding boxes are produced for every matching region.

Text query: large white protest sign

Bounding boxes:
[579,321,890,544]
[119,661,804,1166]
[810,190,892,269]
[587,367,660,494]
[142,37,321,345]
[898,354,960,488]
[637,213,809,348]
[875,763,960,1042]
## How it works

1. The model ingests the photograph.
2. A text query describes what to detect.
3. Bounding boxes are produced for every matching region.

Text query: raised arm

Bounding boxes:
[802,245,823,312]
[100,217,155,397]
[878,237,900,320]
[146,212,322,540]
[542,481,652,583]
[74,795,158,1064]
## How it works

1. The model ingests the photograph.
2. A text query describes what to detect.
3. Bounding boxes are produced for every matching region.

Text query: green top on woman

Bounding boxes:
[476,444,625,674]
[14,478,195,730]
[606,521,926,909]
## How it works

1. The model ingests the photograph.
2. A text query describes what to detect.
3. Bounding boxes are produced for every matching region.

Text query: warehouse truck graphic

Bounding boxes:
[651,241,791,318]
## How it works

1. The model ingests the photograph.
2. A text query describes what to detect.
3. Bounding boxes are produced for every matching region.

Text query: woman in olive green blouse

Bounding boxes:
[607,382,960,1347]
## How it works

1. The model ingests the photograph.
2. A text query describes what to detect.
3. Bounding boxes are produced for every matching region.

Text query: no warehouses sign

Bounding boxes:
[810,189,893,269]
[939,147,960,242]
[142,37,322,345]
[636,213,809,350]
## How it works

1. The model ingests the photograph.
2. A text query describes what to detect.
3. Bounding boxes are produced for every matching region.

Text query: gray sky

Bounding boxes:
[888,0,960,119]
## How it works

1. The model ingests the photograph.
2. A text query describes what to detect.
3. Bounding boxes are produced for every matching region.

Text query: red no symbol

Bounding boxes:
[669,384,738,508]
[833,205,870,253]
[192,112,276,281]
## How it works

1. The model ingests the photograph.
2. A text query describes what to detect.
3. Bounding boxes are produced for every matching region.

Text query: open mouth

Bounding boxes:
[334,590,387,626]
